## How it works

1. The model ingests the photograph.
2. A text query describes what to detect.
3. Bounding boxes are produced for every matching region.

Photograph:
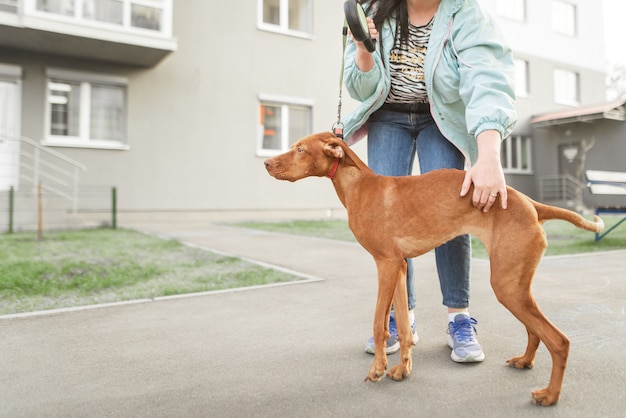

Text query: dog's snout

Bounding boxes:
[265,158,280,175]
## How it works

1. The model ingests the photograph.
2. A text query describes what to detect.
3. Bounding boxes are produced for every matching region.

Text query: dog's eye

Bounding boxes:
[296,146,304,153]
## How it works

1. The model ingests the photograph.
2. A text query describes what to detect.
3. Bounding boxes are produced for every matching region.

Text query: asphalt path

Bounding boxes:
[1,223,624,417]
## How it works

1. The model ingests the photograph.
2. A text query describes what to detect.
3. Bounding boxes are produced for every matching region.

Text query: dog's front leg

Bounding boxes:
[365,258,402,382]
[387,263,412,381]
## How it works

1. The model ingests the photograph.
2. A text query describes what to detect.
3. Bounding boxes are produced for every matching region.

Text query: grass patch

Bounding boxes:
[236,215,626,259]
[237,219,358,242]
[0,228,300,315]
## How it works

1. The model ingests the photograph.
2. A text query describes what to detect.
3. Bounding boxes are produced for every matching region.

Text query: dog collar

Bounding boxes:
[326,158,340,179]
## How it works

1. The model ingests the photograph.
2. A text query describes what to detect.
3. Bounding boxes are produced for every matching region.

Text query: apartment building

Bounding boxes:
[0,0,622,228]
[483,0,624,210]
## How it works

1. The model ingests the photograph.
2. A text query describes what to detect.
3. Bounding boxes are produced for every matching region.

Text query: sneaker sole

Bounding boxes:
[447,336,485,362]
[451,351,485,363]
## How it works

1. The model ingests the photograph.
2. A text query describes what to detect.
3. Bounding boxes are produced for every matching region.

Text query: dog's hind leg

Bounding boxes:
[489,235,568,406]
[499,290,568,406]
[365,258,405,382]
[507,327,540,369]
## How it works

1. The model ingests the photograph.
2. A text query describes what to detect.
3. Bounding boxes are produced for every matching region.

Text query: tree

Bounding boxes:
[607,63,626,100]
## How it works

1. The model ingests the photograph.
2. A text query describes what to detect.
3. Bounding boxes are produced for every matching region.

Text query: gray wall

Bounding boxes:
[506,55,608,199]
[3,2,363,217]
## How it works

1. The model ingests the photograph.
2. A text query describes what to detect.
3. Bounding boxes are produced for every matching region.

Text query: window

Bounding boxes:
[258,95,312,156]
[501,135,532,174]
[514,58,529,97]
[258,0,313,37]
[45,68,127,149]
[0,0,18,13]
[0,64,22,191]
[497,0,525,21]
[552,1,576,36]
[83,0,123,25]
[33,0,172,35]
[553,68,579,105]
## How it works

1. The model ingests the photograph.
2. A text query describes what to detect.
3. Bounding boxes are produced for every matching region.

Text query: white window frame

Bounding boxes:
[552,0,577,37]
[0,63,23,191]
[257,0,314,39]
[23,0,173,38]
[497,0,526,22]
[502,135,532,174]
[44,68,129,150]
[553,68,580,106]
[257,94,313,157]
[514,58,529,98]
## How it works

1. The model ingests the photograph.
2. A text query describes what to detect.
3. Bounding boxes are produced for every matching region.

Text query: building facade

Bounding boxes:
[0,0,623,228]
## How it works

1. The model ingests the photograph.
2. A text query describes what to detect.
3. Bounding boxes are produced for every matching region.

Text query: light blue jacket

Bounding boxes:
[342,0,517,165]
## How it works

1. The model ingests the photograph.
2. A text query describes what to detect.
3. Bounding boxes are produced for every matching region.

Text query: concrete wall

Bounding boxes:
[480,0,606,72]
[2,2,364,219]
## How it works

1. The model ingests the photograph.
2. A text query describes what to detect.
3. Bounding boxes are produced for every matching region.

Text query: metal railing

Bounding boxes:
[2,185,117,233]
[537,174,586,210]
[16,136,87,213]
[0,0,18,8]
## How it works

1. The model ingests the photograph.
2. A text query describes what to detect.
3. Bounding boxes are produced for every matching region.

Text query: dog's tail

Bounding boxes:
[532,199,604,233]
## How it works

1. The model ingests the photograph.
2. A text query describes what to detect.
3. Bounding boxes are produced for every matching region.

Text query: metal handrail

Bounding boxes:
[538,174,586,208]
[19,136,87,170]
[13,136,86,212]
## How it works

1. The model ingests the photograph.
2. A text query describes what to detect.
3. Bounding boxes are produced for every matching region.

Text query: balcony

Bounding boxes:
[0,0,177,67]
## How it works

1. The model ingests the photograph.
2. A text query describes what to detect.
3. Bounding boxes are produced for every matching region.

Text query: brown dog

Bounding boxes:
[264,132,604,406]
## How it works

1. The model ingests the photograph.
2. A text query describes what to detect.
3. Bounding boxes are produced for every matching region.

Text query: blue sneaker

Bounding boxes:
[365,311,419,355]
[447,314,485,362]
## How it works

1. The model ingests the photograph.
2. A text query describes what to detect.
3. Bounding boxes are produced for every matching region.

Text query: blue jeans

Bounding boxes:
[367,108,471,310]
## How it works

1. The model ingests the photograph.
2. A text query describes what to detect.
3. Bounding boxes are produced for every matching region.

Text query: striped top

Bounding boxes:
[386,18,434,104]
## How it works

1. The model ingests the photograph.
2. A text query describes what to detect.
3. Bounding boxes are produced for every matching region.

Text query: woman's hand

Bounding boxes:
[460,130,508,212]
[351,17,377,71]
[351,17,378,52]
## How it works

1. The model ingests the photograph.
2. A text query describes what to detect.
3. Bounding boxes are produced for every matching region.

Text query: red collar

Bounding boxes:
[326,158,340,179]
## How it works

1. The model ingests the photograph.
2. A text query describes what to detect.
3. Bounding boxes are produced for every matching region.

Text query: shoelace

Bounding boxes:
[448,317,478,342]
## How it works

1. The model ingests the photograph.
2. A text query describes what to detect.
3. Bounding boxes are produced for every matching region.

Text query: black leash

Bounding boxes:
[333,1,377,140]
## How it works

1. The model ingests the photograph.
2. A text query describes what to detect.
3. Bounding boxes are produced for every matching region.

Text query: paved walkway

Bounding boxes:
[1,222,625,417]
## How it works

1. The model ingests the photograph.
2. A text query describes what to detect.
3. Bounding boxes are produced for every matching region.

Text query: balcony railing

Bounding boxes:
[23,0,173,38]
[0,0,18,13]
[0,0,176,66]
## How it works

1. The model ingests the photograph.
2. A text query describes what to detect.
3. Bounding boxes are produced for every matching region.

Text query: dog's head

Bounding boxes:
[264,132,345,182]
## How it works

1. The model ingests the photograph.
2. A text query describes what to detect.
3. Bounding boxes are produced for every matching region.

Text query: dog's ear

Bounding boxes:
[323,139,345,159]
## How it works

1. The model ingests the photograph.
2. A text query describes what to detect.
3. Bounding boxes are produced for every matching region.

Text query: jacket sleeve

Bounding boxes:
[450,5,517,140]
[343,37,385,103]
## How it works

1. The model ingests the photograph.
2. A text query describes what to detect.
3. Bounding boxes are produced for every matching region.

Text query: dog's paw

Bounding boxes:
[506,355,534,369]
[386,363,410,381]
[531,388,559,406]
[365,360,387,382]
[364,370,385,382]
[386,353,411,381]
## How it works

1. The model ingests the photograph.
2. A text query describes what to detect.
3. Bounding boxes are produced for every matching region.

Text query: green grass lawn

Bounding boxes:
[2,214,624,316]
[236,215,626,259]
[0,228,300,315]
